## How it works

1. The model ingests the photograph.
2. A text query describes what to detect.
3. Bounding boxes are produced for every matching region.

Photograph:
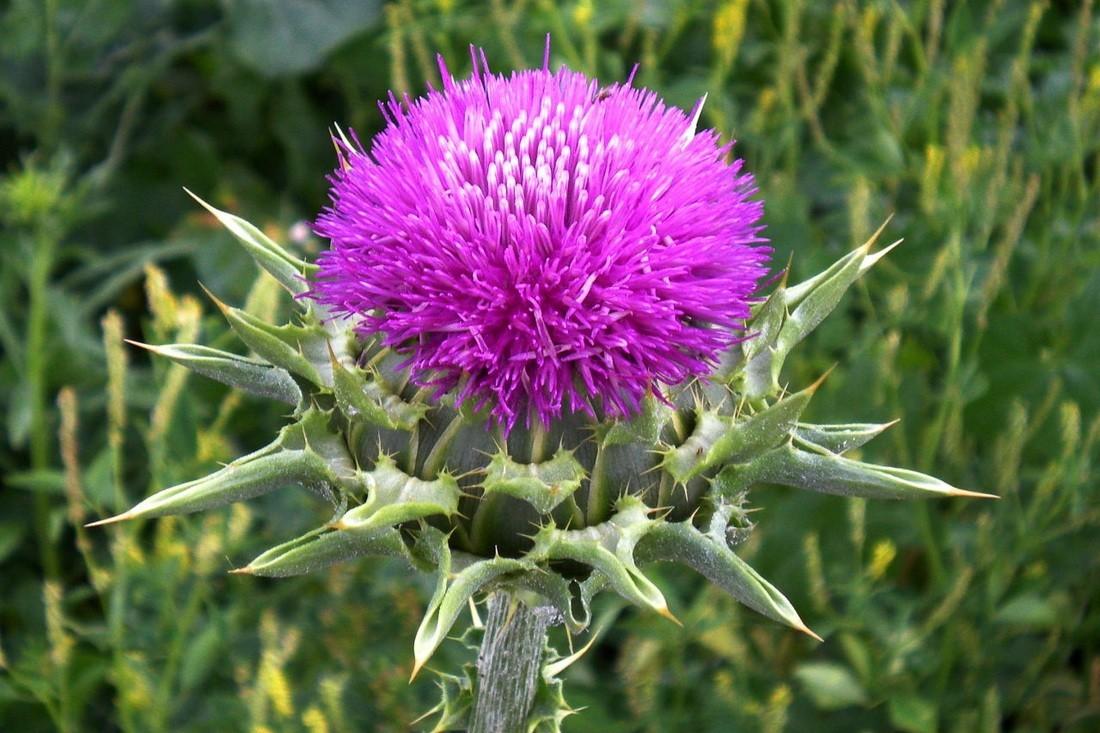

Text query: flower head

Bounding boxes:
[312,47,769,429]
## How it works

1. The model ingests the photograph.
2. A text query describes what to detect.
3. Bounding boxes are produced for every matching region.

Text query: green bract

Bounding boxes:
[90,196,992,730]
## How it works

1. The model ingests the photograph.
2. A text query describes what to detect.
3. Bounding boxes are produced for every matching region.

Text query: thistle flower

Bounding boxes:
[92,46,991,731]
[312,50,769,430]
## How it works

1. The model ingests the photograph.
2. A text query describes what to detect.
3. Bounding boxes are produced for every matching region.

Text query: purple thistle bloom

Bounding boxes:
[312,47,770,430]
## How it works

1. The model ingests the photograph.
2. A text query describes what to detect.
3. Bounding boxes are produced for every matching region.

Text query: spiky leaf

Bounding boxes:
[793,421,898,454]
[89,410,353,525]
[531,499,675,622]
[661,377,820,482]
[741,221,898,398]
[717,439,995,500]
[132,342,301,404]
[238,525,408,577]
[330,351,428,431]
[413,531,534,677]
[482,448,586,514]
[597,394,673,447]
[507,571,589,635]
[215,298,330,387]
[638,521,818,638]
[187,190,316,295]
[336,454,461,532]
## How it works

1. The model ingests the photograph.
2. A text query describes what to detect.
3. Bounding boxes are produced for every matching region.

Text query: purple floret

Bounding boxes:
[311,48,770,431]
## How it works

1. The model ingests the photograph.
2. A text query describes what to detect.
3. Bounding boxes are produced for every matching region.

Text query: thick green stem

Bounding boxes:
[470,592,553,733]
[29,233,58,579]
[43,0,63,150]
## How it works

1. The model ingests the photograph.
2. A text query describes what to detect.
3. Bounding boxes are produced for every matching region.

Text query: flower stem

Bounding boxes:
[28,231,59,580]
[470,592,553,733]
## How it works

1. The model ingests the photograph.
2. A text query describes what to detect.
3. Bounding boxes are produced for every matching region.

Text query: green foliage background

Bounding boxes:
[1,0,1098,731]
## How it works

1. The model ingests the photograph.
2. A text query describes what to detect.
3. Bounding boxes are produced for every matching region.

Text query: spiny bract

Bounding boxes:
[91,50,991,732]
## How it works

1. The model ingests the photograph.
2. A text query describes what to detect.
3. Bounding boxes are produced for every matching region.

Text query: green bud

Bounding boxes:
[91,201,992,727]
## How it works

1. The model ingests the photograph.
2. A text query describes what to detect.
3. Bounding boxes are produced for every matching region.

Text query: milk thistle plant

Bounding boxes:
[91,46,992,731]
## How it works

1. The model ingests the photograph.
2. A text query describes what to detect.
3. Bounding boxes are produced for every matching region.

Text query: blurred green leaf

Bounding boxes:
[228,0,383,77]
[6,469,66,494]
[888,694,938,733]
[0,520,26,564]
[994,593,1066,629]
[794,662,868,710]
[179,621,223,692]
[6,378,31,448]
